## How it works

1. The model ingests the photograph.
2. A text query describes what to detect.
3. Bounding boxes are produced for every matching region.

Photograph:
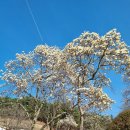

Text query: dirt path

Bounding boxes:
[34,121,50,130]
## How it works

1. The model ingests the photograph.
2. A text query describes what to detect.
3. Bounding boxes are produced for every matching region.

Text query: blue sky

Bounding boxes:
[0,0,130,117]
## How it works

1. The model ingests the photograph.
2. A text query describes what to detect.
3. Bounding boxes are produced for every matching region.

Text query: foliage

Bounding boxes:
[107,109,130,130]
[0,97,31,129]
[0,97,80,129]
[84,113,112,130]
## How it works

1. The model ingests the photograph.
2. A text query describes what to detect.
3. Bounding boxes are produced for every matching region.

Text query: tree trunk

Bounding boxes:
[31,104,43,130]
[31,119,36,130]
[40,112,67,130]
[79,107,84,130]
[78,93,84,130]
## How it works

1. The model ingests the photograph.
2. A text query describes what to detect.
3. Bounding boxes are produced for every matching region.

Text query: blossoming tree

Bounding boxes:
[1,45,68,130]
[1,29,130,130]
[64,29,130,130]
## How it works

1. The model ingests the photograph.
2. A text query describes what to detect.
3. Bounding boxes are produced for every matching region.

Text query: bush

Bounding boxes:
[84,113,112,130]
[107,109,130,130]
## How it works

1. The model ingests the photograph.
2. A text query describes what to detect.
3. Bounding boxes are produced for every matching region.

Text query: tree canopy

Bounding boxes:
[1,29,130,130]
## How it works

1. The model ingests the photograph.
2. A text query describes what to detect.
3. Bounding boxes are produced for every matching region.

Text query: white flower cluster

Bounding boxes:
[65,29,129,71]
[1,71,28,94]
[76,87,88,93]
[16,52,34,66]
[83,86,114,111]
[34,45,48,55]
[1,45,68,98]
[32,69,43,84]
[16,79,28,89]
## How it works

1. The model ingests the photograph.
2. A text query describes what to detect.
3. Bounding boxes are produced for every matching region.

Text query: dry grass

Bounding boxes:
[0,117,50,130]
